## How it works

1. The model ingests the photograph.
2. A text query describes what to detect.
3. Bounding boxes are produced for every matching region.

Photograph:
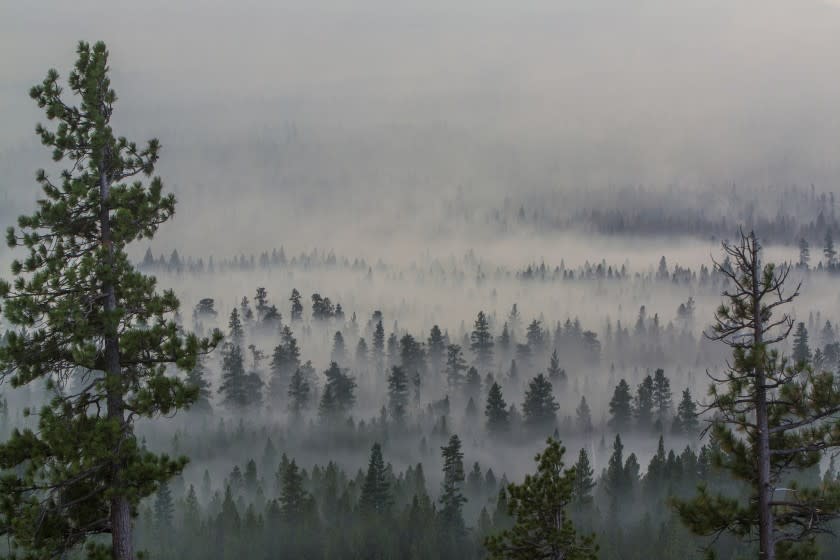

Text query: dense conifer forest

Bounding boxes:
[5,3,840,559]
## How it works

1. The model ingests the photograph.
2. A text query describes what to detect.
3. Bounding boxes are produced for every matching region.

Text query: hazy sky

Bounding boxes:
[2,0,840,253]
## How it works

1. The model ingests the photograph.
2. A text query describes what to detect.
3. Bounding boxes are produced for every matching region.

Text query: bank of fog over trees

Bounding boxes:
[7,235,840,558]
[5,40,840,560]
[119,240,840,559]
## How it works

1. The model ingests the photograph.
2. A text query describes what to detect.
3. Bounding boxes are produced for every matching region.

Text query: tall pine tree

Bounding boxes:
[485,439,598,560]
[673,231,840,560]
[0,41,219,559]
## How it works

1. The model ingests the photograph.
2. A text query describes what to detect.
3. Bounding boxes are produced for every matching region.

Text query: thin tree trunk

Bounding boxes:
[100,162,134,560]
[751,237,774,560]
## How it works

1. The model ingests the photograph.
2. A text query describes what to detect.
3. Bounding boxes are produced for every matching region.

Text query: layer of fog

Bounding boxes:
[4,0,840,257]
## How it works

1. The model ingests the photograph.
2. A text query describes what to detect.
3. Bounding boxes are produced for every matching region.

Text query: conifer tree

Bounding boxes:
[427,324,447,374]
[439,434,467,536]
[798,238,810,268]
[522,374,560,433]
[0,41,219,559]
[387,365,410,424]
[359,443,392,515]
[254,287,268,321]
[218,342,262,409]
[279,459,312,523]
[576,396,593,433]
[634,374,655,430]
[571,448,596,508]
[240,296,253,323]
[186,355,213,411]
[485,382,510,435]
[526,319,545,356]
[268,342,290,400]
[547,349,566,384]
[608,379,633,429]
[672,388,699,435]
[372,319,386,369]
[485,439,598,560]
[652,368,673,427]
[319,362,356,420]
[289,288,303,321]
[471,311,494,370]
[673,230,840,560]
[268,325,301,400]
[446,344,468,388]
[792,321,811,365]
[604,434,631,515]
[228,308,244,343]
[399,333,426,378]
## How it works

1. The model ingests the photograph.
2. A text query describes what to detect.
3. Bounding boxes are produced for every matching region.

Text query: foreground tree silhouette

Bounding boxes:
[673,230,840,560]
[0,41,220,559]
[485,438,598,560]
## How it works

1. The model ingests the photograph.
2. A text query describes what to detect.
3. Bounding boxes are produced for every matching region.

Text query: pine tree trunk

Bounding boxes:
[100,164,134,560]
[751,239,775,560]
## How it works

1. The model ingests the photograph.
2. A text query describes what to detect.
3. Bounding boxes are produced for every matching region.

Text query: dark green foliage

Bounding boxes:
[793,322,811,365]
[485,382,510,435]
[427,324,447,374]
[471,311,494,370]
[526,319,545,355]
[194,297,218,319]
[571,448,595,508]
[186,355,213,411]
[359,443,392,515]
[608,379,633,430]
[0,41,220,559]
[319,361,357,421]
[218,343,263,409]
[673,231,840,560]
[634,374,655,430]
[446,344,468,388]
[388,365,410,424]
[672,388,699,435]
[289,288,303,321]
[287,368,311,415]
[439,434,467,535]
[400,333,426,380]
[485,439,598,560]
[279,459,314,523]
[228,308,244,343]
[311,293,335,320]
[604,435,633,514]
[523,374,559,433]
[269,325,301,399]
[652,368,672,426]
[372,319,386,367]
[240,296,254,323]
